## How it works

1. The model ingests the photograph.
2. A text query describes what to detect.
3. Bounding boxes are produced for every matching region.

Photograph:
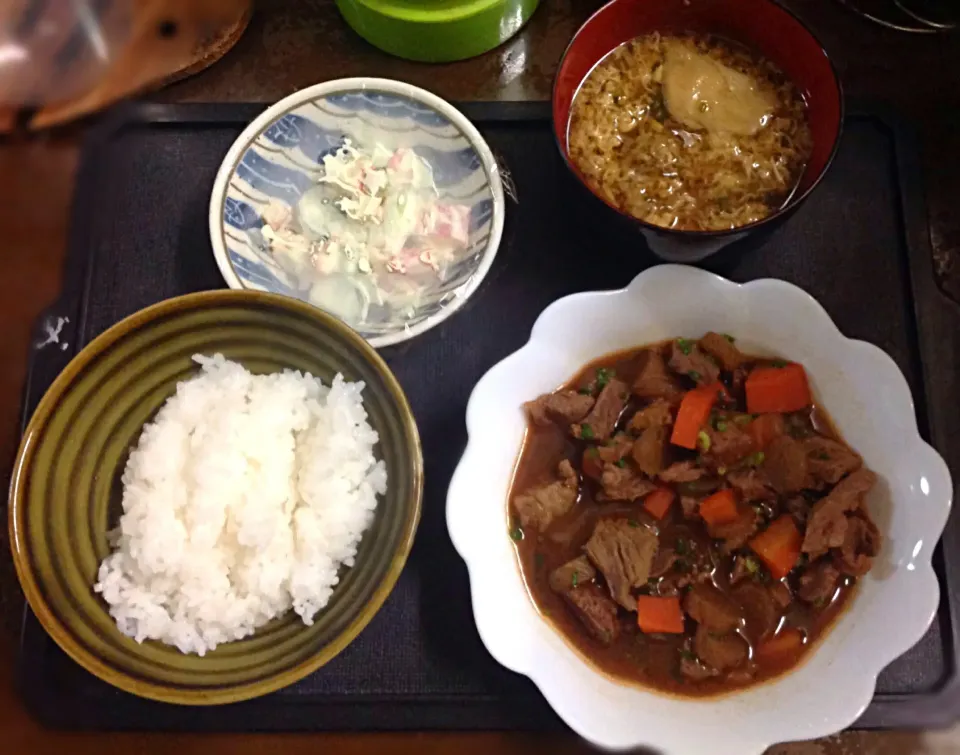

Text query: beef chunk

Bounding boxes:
[513,461,579,530]
[573,378,629,441]
[707,505,760,552]
[834,512,882,576]
[704,422,754,467]
[797,560,841,604]
[804,436,862,486]
[785,495,810,525]
[597,433,633,463]
[680,495,700,519]
[584,518,659,610]
[649,546,677,578]
[733,582,777,641]
[699,332,745,371]
[628,398,674,432]
[632,350,684,401]
[659,460,705,483]
[694,625,748,671]
[549,555,597,593]
[564,583,621,645]
[667,341,721,385]
[769,581,793,609]
[599,463,657,501]
[684,583,742,633]
[802,468,877,558]
[524,390,594,427]
[763,436,808,494]
[727,469,776,503]
[632,426,666,476]
[681,655,720,680]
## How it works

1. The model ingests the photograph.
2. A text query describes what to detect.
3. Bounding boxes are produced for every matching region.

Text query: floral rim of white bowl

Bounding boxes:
[208,77,506,348]
[446,264,952,754]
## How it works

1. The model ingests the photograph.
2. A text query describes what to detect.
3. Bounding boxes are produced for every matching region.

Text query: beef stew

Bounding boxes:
[508,334,881,696]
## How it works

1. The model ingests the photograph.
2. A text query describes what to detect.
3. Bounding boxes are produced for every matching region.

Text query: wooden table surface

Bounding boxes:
[2,2,959,753]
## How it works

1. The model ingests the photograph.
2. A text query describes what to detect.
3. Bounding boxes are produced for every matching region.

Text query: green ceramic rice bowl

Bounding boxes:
[336,0,541,62]
[8,290,423,704]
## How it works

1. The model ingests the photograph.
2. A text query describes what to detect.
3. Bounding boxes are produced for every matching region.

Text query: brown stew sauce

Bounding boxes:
[509,342,862,697]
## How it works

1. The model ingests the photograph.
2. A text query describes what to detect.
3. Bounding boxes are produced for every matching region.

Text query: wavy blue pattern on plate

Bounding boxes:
[228,250,295,295]
[261,113,345,160]
[237,150,315,204]
[224,197,263,231]
[413,145,482,188]
[325,91,450,128]
[219,86,498,342]
[470,200,493,233]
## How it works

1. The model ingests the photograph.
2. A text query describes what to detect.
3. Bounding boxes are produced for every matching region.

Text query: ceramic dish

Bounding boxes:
[336,0,541,63]
[446,265,951,753]
[552,0,843,263]
[8,290,423,704]
[209,77,506,348]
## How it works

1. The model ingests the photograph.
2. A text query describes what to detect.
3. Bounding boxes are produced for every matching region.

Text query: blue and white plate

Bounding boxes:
[209,78,505,348]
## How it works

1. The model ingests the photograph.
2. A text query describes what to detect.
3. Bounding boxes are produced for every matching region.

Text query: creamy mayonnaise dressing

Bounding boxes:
[257,140,471,328]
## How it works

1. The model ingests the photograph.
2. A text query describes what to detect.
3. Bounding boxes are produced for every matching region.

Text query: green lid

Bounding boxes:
[336,0,541,63]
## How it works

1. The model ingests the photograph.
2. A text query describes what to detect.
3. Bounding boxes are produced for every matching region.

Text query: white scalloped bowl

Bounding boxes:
[446,265,952,754]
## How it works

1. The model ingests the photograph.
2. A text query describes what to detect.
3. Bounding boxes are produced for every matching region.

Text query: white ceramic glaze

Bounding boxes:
[209,78,505,348]
[446,265,952,754]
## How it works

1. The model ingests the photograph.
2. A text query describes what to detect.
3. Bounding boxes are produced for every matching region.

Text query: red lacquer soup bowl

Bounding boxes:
[553,0,843,264]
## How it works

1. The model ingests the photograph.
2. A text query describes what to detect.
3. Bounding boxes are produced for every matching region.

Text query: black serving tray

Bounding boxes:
[16,101,960,732]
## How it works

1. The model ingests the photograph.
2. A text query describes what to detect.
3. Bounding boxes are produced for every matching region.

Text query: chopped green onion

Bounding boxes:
[723,333,736,343]
[510,526,524,542]
[688,370,701,381]
[578,386,592,395]
[677,338,693,355]
[716,420,728,432]
[580,423,594,440]
[596,367,613,390]
[733,414,753,426]
[717,466,727,476]
[697,430,711,451]
[628,519,640,528]
[616,458,627,468]
[745,451,765,466]
[572,570,580,588]
[744,556,760,574]
[588,447,600,458]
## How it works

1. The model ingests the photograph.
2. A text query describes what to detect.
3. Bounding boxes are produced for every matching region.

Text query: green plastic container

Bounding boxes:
[336,0,541,63]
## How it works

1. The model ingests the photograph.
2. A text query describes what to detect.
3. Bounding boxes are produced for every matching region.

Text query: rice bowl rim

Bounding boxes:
[8,288,424,705]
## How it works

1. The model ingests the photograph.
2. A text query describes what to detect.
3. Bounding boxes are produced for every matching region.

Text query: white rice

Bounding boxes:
[93,354,387,655]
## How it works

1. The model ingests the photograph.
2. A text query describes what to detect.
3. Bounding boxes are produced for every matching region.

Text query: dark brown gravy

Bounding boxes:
[508,343,859,697]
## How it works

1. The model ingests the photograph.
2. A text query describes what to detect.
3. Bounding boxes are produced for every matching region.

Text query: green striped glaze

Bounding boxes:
[8,290,423,704]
